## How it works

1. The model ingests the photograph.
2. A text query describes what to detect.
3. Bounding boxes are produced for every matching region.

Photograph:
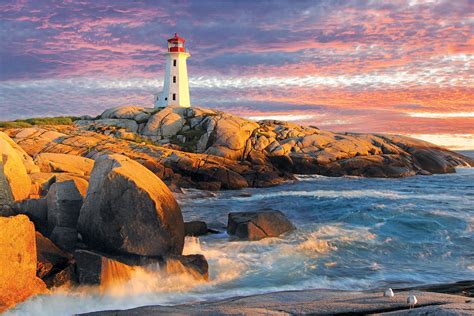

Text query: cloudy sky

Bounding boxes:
[1,0,473,148]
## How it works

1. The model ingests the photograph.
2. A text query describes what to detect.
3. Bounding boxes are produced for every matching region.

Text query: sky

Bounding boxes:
[0,0,473,149]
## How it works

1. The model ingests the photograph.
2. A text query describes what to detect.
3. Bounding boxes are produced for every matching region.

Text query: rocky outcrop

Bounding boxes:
[3,106,472,194]
[227,210,295,241]
[35,153,94,176]
[0,132,31,201]
[0,215,47,312]
[77,154,185,257]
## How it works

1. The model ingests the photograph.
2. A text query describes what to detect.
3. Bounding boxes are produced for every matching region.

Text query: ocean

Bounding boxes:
[7,151,474,315]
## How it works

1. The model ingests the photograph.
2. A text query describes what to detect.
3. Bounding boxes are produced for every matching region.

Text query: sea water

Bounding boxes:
[7,152,474,315]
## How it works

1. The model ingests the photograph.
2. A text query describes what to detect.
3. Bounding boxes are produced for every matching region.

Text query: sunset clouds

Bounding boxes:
[0,0,473,148]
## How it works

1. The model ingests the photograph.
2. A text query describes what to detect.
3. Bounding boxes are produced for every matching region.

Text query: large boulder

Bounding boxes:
[35,153,94,176]
[77,154,184,257]
[0,134,31,201]
[0,215,46,312]
[227,209,295,241]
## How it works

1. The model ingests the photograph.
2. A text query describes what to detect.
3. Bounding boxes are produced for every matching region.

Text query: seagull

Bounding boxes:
[407,294,418,309]
[384,288,394,297]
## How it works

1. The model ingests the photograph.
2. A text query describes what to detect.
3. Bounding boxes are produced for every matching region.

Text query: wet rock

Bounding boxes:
[35,232,71,280]
[35,153,94,176]
[184,221,208,236]
[0,133,31,201]
[227,209,296,241]
[0,215,47,312]
[77,154,184,257]
[163,254,209,281]
[47,180,85,232]
[74,249,105,285]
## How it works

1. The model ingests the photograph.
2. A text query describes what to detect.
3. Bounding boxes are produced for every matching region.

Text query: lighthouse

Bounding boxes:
[154,33,191,108]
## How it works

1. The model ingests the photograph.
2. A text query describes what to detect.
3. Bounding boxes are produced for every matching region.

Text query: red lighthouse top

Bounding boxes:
[168,33,185,52]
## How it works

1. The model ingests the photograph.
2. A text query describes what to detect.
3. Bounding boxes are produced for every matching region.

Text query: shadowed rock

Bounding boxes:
[184,221,208,236]
[77,154,184,257]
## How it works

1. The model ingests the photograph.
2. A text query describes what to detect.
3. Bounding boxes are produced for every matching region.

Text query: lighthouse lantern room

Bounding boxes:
[154,33,191,108]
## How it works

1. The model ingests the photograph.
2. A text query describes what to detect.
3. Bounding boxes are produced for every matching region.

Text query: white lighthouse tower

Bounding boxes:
[154,33,191,108]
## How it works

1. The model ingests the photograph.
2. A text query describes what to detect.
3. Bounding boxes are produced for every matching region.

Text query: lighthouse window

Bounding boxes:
[173,76,176,83]
[173,93,176,100]
[173,59,176,67]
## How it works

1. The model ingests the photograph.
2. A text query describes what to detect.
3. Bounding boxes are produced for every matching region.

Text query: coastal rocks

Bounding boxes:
[0,215,46,312]
[77,154,185,257]
[184,221,208,236]
[0,133,31,201]
[35,153,94,176]
[227,210,295,241]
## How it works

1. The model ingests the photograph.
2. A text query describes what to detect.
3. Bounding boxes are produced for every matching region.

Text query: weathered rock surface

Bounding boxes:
[80,288,469,315]
[227,210,295,241]
[0,133,31,201]
[77,154,185,257]
[0,215,46,312]
[35,153,94,176]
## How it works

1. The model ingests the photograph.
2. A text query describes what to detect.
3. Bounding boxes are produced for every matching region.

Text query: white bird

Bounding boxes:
[384,288,394,297]
[407,294,417,309]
